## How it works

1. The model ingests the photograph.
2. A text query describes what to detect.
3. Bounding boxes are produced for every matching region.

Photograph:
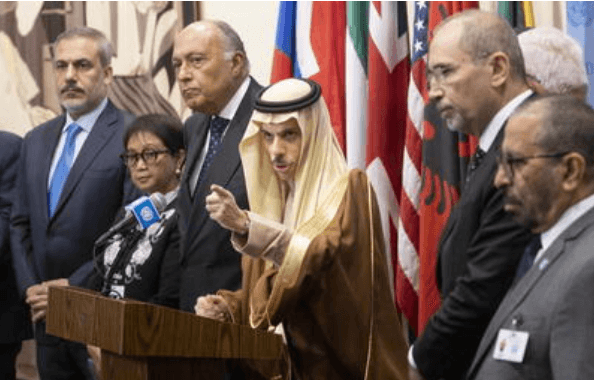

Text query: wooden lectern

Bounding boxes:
[46,286,284,380]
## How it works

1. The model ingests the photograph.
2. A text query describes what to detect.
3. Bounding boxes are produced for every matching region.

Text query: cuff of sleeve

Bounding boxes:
[231,212,285,258]
[408,345,418,369]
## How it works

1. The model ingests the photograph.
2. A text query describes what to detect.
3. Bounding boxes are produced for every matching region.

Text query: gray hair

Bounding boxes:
[210,20,251,76]
[439,10,526,80]
[519,27,589,95]
[53,27,114,67]
[518,95,594,167]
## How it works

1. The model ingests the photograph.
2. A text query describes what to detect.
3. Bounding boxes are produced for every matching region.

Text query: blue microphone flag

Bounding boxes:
[125,196,161,229]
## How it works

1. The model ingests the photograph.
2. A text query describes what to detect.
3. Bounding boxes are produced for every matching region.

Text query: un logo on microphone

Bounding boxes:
[128,196,161,229]
[140,206,154,222]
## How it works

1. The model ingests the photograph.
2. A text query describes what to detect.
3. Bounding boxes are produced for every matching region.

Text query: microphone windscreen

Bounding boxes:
[149,192,168,213]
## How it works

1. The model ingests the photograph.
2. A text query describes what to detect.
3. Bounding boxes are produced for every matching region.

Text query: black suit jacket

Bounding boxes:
[0,132,30,344]
[413,128,534,380]
[177,78,262,312]
[11,101,139,299]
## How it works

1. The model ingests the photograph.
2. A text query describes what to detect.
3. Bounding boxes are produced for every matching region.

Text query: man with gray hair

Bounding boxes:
[172,20,262,312]
[519,27,589,100]
[11,27,138,379]
[409,10,534,380]
[468,95,594,379]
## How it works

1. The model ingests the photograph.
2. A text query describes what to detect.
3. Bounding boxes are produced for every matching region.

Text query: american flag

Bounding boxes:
[399,1,479,335]
[398,0,429,335]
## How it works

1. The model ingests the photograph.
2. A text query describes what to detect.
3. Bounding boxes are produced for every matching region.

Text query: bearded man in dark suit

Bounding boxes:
[409,10,535,380]
[11,27,137,379]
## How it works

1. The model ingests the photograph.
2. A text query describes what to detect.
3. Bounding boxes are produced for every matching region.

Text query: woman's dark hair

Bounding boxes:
[123,114,184,154]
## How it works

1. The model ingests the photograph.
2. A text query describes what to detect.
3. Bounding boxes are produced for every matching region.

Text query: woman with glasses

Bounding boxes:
[85,113,185,308]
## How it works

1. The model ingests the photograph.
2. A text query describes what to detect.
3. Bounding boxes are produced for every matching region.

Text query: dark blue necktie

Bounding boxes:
[48,123,82,217]
[514,234,542,281]
[195,116,229,192]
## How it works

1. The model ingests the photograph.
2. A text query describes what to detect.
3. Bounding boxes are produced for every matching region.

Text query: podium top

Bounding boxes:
[46,286,283,359]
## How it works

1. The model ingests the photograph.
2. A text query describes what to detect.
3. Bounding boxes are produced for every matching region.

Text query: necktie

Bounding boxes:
[514,234,542,281]
[194,116,229,193]
[466,147,486,183]
[48,123,82,217]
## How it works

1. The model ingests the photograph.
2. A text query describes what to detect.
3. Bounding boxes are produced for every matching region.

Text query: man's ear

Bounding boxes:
[488,52,511,88]
[231,52,245,77]
[560,152,586,192]
[103,65,114,86]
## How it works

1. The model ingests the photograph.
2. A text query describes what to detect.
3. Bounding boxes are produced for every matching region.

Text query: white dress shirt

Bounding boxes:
[48,97,109,187]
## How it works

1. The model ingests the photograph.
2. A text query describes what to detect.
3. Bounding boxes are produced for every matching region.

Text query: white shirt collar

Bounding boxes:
[218,76,251,120]
[537,193,594,261]
[479,89,533,152]
[64,97,109,134]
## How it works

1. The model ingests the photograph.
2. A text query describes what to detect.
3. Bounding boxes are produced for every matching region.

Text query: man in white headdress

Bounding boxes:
[197,78,408,380]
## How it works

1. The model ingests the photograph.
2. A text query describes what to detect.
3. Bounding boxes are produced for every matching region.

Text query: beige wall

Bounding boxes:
[202,1,279,86]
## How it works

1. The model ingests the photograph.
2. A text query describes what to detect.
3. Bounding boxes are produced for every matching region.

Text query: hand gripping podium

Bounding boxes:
[46,286,284,380]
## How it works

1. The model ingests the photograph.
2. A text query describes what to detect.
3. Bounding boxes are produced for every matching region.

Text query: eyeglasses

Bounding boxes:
[496,150,569,179]
[120,149,171,167]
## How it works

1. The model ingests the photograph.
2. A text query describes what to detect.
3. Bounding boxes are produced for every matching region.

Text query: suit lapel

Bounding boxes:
[188,79,260,235]
[181,114,209,197]
[469,206,594,377]
[50,102,120,221]
[40,116,66,223]
[436,131,504,288]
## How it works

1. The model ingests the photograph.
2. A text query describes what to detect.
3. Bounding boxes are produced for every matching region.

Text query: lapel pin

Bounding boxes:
[539,258,549,271]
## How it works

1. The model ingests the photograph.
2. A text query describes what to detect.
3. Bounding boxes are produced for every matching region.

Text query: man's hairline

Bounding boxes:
[53,35,112,69]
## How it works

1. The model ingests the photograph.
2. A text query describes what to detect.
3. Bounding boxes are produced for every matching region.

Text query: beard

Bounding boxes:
[445,111,467,133]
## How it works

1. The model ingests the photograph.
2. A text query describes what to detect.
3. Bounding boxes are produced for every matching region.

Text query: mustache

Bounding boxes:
[271,157,288,166]
[503,194,521,206]
[60,84,84,94]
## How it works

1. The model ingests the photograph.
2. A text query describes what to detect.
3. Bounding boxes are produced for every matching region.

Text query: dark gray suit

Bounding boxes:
[467,205,594,380]
[177,78,262,312]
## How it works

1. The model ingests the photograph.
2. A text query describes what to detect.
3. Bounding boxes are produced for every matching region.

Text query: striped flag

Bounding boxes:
[364,1,410,316]
[498,1,535,29]
[400,1,478,334]
[344,1,411,309]
[270,1,347,152]
[345,2,369,169]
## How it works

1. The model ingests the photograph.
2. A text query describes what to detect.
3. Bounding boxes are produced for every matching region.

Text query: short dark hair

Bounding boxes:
[517,95,594,167]
[54,27,114,67]
[439,10,526,80]
[124,114,184,155]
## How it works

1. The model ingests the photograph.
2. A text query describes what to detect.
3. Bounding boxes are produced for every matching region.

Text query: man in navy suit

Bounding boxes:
[0,132,27,380]
[172,20,262,312]
[11,27,137,380]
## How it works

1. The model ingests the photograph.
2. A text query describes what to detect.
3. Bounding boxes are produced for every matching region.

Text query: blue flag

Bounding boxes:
[567,2,594,105]
[125,196,161,229]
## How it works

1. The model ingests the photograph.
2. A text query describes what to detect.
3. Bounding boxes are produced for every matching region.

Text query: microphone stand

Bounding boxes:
[100,227,144,297]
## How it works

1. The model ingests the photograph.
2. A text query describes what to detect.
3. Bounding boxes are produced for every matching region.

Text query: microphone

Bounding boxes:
[95,193,168,246]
